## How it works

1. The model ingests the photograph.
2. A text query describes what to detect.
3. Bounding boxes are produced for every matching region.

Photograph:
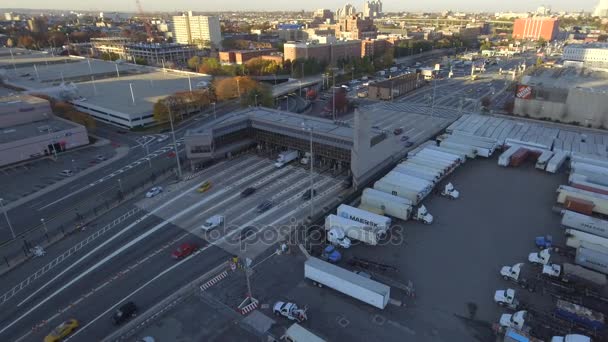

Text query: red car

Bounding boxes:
[172,243,197,259]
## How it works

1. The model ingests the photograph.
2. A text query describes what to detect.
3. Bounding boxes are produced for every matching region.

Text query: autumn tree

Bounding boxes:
[244,57,282,76]
[18,35,35,49]
[152,99,171,123]
[214,76,258,101]
[242,84,273,107]
[187,56,202,71]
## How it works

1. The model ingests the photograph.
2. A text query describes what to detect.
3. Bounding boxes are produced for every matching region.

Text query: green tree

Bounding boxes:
[242,84,273,107]
[536,57,543,67]
[187,56,202,71]
[479,41,492,51]
[101,52,119,61]
[134,57,148,65]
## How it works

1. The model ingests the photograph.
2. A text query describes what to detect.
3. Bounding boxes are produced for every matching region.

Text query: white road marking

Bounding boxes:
[64,248,208,341]
[1,180,220,335]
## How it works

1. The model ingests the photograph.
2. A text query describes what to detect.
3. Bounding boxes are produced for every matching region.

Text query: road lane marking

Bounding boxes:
[2,181,221,335]
[65,247,209,341]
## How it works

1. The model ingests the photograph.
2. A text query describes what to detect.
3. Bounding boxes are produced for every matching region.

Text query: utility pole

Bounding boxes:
[308,127,314,220]
[167,99,183,179]
[332,73,336,121]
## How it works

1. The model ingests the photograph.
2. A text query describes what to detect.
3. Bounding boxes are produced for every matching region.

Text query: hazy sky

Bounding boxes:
[0,0,599,13]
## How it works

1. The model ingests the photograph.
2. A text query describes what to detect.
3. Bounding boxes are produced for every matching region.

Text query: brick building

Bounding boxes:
[512,17,560,41]
[367,73,421,100]
[219,49,279,64]
[284,40,361,65]
[334,16,377,40]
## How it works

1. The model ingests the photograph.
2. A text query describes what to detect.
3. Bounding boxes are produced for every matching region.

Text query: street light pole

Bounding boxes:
[308,127,314,221]
[40,218,48,234]
[0,198,15,239]
[212,102,216,120]
[167,101,183,179]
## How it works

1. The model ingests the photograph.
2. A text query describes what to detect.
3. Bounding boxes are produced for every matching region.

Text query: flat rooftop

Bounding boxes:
[0,116,77,144]
[0,50,211,117]
[187,106,368,141]
[447,114,608,156]
[522,67,608,91]
[73,70,211,116]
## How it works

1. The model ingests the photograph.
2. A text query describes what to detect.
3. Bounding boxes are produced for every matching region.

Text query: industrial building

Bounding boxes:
[0,94,89,167]
[172,11,222,47]
[218,49,280,65]
[563,43,608,70]
[367,73,422,100]
[124,43,199,66]
[0,48,210,128]
[514,67,608,128]
[184,107,390,187]
[512,17,560,41]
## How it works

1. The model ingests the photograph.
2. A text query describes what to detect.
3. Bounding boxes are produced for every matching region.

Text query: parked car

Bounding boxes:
[95,155,106,162]
[59,170,73,177]
[301,189,317,200]
[157,135,169,142]
[112,301,137,325]
[145,186,163,198]
[404,141,414,147]
[172,243,197,259]
[241,187,256,197]
[393,128,403,135]
[44,319,79,342]
[400,135,409,142]
[256,200,273,213]
[197,181,212,193]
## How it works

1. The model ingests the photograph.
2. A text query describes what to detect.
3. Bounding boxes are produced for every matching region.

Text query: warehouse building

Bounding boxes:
[514,67,608,128]
[367,73,422,100]
[0,94,89,166]
[184,107,404,187]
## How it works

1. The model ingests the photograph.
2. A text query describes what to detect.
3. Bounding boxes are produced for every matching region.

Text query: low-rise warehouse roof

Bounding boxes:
[522,67,608,92]
[0,116,78,144]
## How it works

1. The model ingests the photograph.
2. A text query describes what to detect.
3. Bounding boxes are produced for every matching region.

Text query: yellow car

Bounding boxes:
[44,319,79,342]
[197,181,212,193]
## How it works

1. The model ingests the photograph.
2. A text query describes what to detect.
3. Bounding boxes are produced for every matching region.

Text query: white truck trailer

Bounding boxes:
[450,131,499,146]
[570,162,608,177]
[410,152,458,167]
[439,141,478,158]
[380,175,433,196]
[373,179,427,205]
[304,257,391,309]
[565,229,608,250]
[406,157,453,173]
[415,149,464,164]
[535,150,554,170]
[442,136,495,157]
[561,210,608,239]
[325,214,384,246]
[569,173,608,189]
[392,165,439,183]
[546,151,569,173]
[423,145,468,162]
[498,145,521,167]
[336,204,391,231]
[283,323,326,342]
[557,185,608,216]
[575,242,608,275]
[361,188,433,223]
[275,150,299,168]
[571,153,608,170]
[397,161,445,177]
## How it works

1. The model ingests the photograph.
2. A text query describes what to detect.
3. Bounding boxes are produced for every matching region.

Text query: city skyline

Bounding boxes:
[0,0,600,13]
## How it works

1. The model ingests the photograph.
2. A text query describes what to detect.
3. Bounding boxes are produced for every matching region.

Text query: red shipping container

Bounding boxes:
[571,183,608,196]
[510,148,529,167]
[564,196,594,215]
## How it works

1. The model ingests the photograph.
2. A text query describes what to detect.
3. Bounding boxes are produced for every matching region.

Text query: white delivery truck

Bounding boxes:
[561,210,608,239]
[336,204,391,231]
[325,214,384,245]
[361,188,433,223]
[282,323,326,342]
[304,257,391,309]
[275,150,299,168]
[201,215,224,232]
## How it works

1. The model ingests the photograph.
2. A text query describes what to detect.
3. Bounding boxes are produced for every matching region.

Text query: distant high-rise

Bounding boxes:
[594,0,608,17]
[363,0,383,19]
[314,9,333,20]
[336,4,357,18]
[172,11,222,48]
[27,17,48,33]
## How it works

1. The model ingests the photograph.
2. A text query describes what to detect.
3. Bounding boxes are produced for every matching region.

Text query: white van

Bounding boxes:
[202,215,224,231]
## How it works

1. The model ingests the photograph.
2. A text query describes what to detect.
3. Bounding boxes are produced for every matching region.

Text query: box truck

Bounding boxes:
[275,150,299,168]
[561,210,608,239]
[304,257,391,309]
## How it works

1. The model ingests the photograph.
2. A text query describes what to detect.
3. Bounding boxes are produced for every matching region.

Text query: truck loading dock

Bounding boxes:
[184,104,458,188]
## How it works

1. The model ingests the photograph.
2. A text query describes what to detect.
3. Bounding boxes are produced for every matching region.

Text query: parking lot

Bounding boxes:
[0,144,117,203]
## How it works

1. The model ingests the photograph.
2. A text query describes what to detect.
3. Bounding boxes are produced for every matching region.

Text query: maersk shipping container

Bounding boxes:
[575,242,608,275]
[562,210,608,239]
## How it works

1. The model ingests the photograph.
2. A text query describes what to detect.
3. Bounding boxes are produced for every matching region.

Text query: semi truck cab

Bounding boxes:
[542,263,561,277]
[501,263,523,281]
[494,288,518,309]
[414,205,433,224]
[528,248,551,265]
[499,310,526,330]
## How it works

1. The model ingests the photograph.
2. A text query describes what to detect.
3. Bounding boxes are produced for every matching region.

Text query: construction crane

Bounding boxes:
[135,0,154,42]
